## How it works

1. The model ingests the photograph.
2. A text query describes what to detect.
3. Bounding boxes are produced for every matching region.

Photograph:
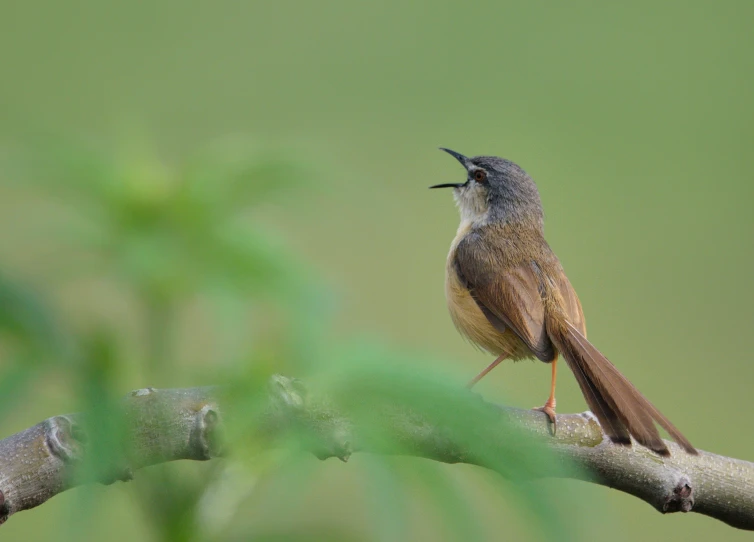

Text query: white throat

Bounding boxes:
[453,184,489,229]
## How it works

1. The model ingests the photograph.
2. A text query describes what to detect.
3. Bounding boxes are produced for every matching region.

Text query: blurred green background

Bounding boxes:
[0,0,753,540]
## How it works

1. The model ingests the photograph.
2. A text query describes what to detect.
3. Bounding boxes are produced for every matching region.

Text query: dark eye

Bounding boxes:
[473,170,487,183]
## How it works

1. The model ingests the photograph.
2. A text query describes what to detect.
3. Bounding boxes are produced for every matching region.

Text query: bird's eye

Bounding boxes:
[473,170,487,183]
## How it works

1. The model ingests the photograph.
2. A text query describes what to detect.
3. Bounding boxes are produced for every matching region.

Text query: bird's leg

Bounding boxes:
[533,356,558,433]
[467,354,507,389]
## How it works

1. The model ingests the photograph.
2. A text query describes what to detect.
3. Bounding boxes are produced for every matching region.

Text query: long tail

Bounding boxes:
[547,318,697,456]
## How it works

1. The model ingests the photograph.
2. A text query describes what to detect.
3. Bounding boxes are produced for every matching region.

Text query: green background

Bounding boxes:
[0,0,752,540]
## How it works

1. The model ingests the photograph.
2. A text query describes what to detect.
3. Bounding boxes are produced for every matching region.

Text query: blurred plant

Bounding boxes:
[3,134,334,541]
[0,270,69,417]
[6,135,323,378]
[0,137,579,542]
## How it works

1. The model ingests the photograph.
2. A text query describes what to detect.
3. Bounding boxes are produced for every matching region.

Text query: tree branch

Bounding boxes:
[0,376,751,530]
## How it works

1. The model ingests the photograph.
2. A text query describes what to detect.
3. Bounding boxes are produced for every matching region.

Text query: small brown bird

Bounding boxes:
[432,148,696,456]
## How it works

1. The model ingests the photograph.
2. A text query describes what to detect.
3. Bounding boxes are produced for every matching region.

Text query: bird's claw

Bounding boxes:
[533,404,557,435]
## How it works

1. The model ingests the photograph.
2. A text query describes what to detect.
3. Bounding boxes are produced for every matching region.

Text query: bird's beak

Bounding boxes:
[430,147,469,189]
[438,147,469,167]
[429,182,463,189]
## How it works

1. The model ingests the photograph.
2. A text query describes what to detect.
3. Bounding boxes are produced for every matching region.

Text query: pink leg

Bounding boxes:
[467,354,507,389]
[533,356,558,432]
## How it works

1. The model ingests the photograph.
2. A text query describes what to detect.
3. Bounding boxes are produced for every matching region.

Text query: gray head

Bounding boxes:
[431,148,544,229]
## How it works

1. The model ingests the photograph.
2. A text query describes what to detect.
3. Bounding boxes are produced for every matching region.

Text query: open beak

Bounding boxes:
[438,147,469,166]
[430,147,469,189]
[429,182,463,189]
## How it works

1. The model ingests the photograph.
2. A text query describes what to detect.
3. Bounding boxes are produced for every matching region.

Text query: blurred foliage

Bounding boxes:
[0,140,578,542]
[0,270,68,413]
[7,136,319,377]
[1,1,751,540]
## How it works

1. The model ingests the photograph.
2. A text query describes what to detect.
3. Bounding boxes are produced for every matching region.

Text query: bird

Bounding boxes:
[431,148,696,456]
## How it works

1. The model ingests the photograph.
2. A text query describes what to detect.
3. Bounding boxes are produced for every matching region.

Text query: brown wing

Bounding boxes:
[550,264,586,336]
[454,231,555,362]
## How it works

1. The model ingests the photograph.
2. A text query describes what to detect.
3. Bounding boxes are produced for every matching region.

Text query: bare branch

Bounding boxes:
[0,376,751,530]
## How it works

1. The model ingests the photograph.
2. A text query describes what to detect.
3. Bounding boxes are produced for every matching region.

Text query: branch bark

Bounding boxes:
[0,376,751,530]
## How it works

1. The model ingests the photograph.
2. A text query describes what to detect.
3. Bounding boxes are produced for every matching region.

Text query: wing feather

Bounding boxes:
[454,231,554,361]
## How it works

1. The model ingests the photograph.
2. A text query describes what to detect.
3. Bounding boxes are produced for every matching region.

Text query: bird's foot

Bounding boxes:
[532,401,557,435]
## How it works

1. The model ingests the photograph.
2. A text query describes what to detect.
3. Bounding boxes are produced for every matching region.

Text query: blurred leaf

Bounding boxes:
[133,463,221,542]
[4,136,325,385]
[0,270,70,416]
[182,137,315,216]
[0,364,40,418]
[243,530,361,542]
[0,270,65,357]
[361,455,408,542]
[405,460,485,542]
[318,341,579,542]
[73,331,129,481]
[3,137,122,212]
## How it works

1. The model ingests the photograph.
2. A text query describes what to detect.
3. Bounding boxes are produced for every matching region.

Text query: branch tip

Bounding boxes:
[120,466,134,482]
[130,388,155,397]
[663,476,694,513]
[191,404,222,460]
[45,416,84,463]
[270,374,306,410]
[338,441,352,463]
[102,466,134,485]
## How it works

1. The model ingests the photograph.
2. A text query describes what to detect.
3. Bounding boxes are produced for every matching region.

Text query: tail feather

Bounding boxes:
[547,319,697,456]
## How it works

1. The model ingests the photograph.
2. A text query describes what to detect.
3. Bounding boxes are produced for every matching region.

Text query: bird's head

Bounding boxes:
[432,148,544,228]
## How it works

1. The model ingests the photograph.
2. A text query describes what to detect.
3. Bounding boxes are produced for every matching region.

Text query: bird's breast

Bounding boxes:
[444,224,532,360]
